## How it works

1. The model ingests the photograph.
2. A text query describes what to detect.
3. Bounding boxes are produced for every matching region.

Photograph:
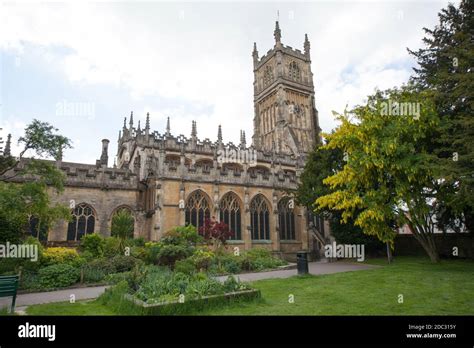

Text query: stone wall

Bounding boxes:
[394,233,474,259]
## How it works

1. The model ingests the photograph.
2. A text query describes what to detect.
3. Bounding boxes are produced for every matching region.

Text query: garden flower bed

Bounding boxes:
[124,289,261,315]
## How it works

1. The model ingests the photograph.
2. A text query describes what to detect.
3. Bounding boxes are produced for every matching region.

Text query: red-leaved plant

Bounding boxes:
[198,217,234,252]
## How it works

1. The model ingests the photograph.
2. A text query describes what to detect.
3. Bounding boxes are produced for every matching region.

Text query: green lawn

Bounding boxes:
[25,257,474,315]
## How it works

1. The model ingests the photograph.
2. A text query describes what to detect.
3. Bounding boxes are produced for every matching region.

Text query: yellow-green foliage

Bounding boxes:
[315,87,439,246]
[42,247,81,266]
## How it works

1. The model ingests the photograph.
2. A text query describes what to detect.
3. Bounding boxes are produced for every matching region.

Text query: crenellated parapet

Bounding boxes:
[113,114,302,190]
[5,159,139,190]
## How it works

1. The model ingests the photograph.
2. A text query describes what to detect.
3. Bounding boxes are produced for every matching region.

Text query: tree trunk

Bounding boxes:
[386,242,393,264]
[406,223,440,263]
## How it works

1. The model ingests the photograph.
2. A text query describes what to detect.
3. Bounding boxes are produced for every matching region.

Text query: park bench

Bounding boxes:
[0,275,19,313]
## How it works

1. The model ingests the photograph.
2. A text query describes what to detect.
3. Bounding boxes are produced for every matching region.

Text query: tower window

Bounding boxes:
[289,62,301,81]
[263,65,274,87]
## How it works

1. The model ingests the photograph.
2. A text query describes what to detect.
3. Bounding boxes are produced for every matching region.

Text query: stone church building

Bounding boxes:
[6,23,331,259]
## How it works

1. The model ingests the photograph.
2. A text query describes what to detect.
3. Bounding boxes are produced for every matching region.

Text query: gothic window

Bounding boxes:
[288,61,301,81]
[219,192,242,240]
[278,198,296,240]
[27,216,48,241]
[185,190,211,231]
[250,194,270,240]
[263,65,274,87]
[67,203,96,241]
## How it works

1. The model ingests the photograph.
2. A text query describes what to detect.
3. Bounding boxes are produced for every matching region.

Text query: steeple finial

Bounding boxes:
[252,42,259,66]
[240,130,246,147]
[166,116,170,135]
[4,134,11,157]
[191,120,197,137]
[274,21,281,44]
[145,112,150,132]
[129,111,134,129]
[137,120,141,131]
[123,117,127,129]
[304,33,310,57]
[217,125,222,142]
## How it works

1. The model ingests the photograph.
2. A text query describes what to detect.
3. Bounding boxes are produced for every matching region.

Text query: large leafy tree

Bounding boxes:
[408,0,474,232]
[296,144,384,254]
[316,87,442,262]
[0,120,72,243]
[296,143,344,212]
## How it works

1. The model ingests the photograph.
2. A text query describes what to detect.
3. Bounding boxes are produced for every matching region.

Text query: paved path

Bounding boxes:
[217,261,378,282]
[5,261,377,308]
[12,286,109,307]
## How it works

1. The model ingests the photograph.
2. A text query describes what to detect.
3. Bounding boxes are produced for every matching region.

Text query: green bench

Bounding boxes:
[0,275,19,313]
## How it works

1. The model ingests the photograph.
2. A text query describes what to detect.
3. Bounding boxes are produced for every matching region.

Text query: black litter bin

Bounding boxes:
[296,251,309,275]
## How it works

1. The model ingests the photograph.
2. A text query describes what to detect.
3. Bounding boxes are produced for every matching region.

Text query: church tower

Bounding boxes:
[252,22,320,156]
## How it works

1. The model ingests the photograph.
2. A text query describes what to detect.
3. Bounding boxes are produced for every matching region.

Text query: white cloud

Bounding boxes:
[0,1,451,159]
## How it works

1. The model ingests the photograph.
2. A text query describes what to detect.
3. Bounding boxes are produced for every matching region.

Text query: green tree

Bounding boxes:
[0,120,72,243]
[316,87,442,262]
[297,144,384,254]
[296,143,344,211]
[111,209,135,251]
[408,0,474,232]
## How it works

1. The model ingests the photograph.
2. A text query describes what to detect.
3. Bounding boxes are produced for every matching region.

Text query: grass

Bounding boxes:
[24,257,474,315]
[25,300,115,315]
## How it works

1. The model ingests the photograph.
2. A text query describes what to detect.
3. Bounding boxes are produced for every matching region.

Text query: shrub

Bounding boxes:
[81,265,107,283]
[103,268,147,290]
[198,217,233,252]
[127,237,146,247]
[157,243,193,267]
[219,255,241,274]
[19,271,40,290]
[143,242,161,264]
[84,255,139,276]
[20,237,45,272]
[41,247,83,267]
[188,249,215,271]
[103,237,122,258]
[0,210,23,244]
[244,247,273,259]
[185,276,224,298]
[162,225,202,245]
[174,259,197,275]
[240,248,286,271]
[133,266,248,304]
[110,255,140,273]
[154,225,202,267]
[130,246,147,261]
[85,258,116,274]
[111,209,134,251]
[80,233,105,258]
[38,264,80,289]
[222,275,250,293]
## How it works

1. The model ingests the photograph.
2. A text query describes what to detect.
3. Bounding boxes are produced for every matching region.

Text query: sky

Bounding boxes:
[0,0,454,165]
